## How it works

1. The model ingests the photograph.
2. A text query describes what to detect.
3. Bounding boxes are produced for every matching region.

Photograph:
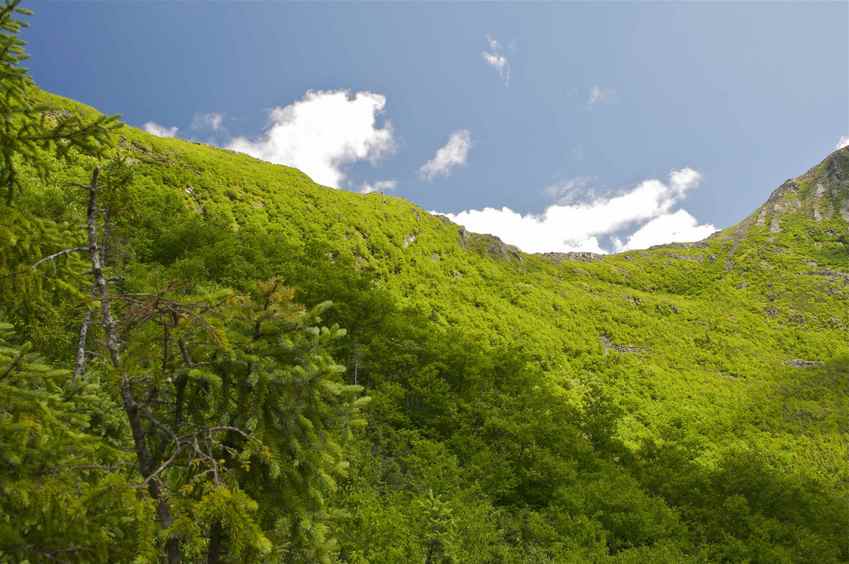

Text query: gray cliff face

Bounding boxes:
[750,147,849,235]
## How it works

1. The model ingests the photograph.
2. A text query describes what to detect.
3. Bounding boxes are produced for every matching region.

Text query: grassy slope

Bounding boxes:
[33,91,849,493]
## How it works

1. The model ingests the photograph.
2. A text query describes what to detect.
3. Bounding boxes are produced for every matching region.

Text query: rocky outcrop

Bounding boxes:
[540,251,604,263]
[459,229,524,261]
[599,335,644,354]
[785,359,824,368]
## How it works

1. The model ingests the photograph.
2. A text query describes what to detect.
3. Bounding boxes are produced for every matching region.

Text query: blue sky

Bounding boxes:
[25,2,848,253]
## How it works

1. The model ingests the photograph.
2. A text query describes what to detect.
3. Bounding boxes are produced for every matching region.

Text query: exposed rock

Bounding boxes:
[600,335,644,354]
[648,240,709,250]
[724,221,750,271]
[403,233,417,249]
[785,359,824,368]
[812,183,829,222]
[119,136,172,165]
[769,214,781,234]
[458,225,469,246]
[756,206,768,226]
[540,251,604,263]
[462,231,523,261]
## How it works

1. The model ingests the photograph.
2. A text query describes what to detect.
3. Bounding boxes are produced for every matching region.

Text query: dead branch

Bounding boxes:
[31,246,87,268]
[72,308,92,383]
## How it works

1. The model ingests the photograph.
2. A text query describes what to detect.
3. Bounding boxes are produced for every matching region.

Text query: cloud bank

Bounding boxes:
[143,122,178,138]
[420,130,471,180]
[482,34,510,86]
[614,209,716,251]
[227,90,395,188]
[441,168,715,254]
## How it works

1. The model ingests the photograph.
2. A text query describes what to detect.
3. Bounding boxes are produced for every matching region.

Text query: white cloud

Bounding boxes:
[836,135,849,150]
[227,90,395,188]
[420,130,472,180]
[588,85,616,106]
[143,122,178,138]
[482,34,510,85]
[192,112,225,132]
[614,209,716,251]
[359,179,397,194]
[440,168,714,254]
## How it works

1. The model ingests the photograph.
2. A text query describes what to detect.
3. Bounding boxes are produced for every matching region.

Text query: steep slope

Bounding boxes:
[3,90,848,561]
[109,120,849,478]
[25,91,849,483]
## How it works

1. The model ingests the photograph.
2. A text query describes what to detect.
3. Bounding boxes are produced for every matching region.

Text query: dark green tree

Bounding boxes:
[60,164,367,562]
[0,321,156,562]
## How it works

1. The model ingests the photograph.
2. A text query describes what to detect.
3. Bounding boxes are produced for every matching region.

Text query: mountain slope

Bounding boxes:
[101,105,849,479]
[4,90,849,562]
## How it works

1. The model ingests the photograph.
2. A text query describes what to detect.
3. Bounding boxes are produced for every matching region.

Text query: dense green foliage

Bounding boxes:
[1,6,849,561]
[0,1,117,204]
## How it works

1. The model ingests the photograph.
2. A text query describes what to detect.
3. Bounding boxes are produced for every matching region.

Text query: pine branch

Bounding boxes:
[0,345,24,380]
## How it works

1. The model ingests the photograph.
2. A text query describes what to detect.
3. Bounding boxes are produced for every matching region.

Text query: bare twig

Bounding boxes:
[142,444,183,487]
[31,246,87,268]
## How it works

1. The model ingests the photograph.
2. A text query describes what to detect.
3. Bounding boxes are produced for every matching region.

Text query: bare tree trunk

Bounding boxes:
[84,167,181,563]
[85,169,120,367]
[71,309,91,383]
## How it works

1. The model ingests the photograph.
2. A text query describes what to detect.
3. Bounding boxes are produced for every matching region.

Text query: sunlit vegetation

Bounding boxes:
[1,3,849,561]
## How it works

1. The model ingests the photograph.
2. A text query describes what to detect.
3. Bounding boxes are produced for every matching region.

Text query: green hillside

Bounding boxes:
[2,79,848,562]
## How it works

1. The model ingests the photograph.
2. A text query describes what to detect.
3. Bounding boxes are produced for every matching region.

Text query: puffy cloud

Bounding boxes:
[614,209,716,251]
[359,179,397,194]
[836,135,849,150]
[588,85,616,106]
[482,34,510,85]
[143,122,178,138]
[227,90,395,188]
[440,168,713,254]
[192,112,224,132]
[420,130,471,180]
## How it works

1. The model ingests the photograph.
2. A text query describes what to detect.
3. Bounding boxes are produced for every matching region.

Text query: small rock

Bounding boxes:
[785,359,824,368]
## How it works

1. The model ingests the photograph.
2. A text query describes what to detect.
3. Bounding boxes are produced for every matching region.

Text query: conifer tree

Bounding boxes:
[0,321,155,562]
[0,0,118,204]
[63,163,367,562]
